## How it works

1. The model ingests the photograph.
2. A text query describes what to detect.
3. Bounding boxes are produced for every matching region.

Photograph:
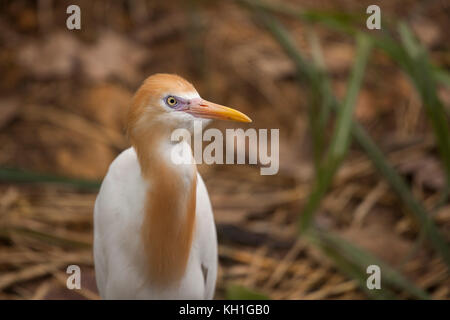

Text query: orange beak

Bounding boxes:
[185,99,252,123]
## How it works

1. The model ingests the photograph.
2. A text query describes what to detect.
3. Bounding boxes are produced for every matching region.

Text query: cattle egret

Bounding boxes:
[94,74,251,299]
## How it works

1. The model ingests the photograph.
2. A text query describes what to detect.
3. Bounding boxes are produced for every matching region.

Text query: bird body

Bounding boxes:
[94,147,217,299]
[94,74,251,299]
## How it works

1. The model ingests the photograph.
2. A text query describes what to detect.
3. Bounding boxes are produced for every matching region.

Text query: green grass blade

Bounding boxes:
[433,67,450,87]
[306,29,333,170]
[253,9,372,232]
[300,34,372,231]
[226,284,270,300]
[0,167,101,190]
[0,227,92,249]
[238,0,363,34]
[306,230,395,299]
[397,22,450,186]
[308,229,430,299]
[329,34,372,157]
[350,123,450,267]
[254,9,324,171]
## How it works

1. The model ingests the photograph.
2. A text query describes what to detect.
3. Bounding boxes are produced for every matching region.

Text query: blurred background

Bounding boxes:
[0,0,449,299]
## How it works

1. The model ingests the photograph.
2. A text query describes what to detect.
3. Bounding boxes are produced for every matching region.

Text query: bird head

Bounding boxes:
[127,73,251,139]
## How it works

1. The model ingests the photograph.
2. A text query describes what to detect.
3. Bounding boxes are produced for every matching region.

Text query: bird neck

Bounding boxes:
[131,127,197,287]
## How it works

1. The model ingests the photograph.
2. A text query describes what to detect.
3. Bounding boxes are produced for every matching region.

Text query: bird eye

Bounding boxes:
[166,96,177,107]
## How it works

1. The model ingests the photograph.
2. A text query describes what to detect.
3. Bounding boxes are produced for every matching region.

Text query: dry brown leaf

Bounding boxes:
[17,31,149,83]
[18,32,79,79]
[79,30,149,83]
